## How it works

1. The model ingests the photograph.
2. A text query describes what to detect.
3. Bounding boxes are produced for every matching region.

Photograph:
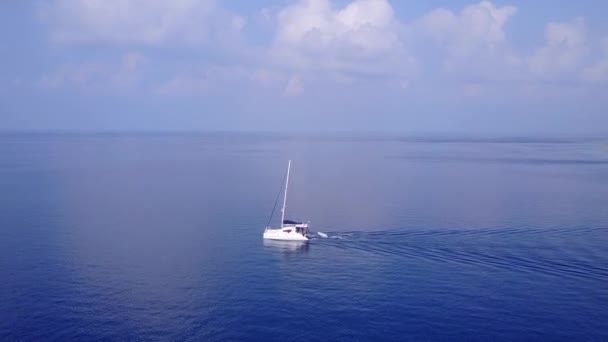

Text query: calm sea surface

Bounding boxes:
[1,133,607,341]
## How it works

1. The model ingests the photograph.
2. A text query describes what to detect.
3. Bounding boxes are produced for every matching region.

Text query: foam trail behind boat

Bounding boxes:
[317,232,328,238]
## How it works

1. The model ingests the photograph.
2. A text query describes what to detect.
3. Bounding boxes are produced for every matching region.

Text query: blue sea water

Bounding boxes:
[1,133,608,341]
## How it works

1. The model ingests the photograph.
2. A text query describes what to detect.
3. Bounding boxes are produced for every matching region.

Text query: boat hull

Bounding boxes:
[263,228,309,241]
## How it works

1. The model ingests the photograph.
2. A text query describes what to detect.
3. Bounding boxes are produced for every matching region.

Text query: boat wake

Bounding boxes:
[311,227,608,282]
[312,231,345,239]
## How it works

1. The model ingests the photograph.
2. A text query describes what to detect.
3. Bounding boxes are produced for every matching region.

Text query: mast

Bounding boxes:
[281,160,291,229]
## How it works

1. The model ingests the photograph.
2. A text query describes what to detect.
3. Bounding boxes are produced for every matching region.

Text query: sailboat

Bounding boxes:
[263,160,310,241]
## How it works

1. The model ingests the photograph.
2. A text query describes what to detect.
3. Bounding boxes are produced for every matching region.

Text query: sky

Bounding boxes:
[1,0,608,134]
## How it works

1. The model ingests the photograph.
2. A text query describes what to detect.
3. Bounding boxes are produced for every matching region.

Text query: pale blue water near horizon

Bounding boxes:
[1,132,608,341]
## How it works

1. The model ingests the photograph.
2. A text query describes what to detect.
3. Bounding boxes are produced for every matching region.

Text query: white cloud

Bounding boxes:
[284,75,304,96]
[250,69,286,87]
[582,60,608,83]
[232,15,247,31]
[582,38,608,82]
[418,1,517,59]
[155,75,209,96]
[528,17,588,78]
[39,0,242,46]
[414,1,521,80]
[155,65,283,96]
[34,0,608,98]
[270,0,415,78]
[39,52,146,90]
[462,82,484,97]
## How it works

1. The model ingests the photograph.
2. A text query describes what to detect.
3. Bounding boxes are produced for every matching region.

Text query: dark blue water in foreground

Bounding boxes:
[1,133,608,341]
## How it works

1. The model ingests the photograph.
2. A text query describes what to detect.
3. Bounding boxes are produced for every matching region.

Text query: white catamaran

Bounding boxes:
[263,160,310,241]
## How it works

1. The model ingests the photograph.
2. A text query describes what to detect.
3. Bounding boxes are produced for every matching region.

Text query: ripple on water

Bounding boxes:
[313,227,608,282]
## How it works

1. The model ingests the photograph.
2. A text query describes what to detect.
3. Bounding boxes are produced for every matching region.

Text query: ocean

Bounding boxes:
[1,132,607,341]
